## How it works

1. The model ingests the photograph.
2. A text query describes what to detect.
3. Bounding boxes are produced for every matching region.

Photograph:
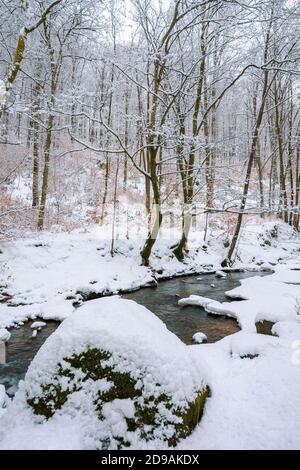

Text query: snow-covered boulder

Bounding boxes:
[192,332,207,344]
[0,328,10,342]
[30,321,46,330]
[255,319,276,336]
[215,270,227,279]
[230,332,279,359]
[2,297,208,449]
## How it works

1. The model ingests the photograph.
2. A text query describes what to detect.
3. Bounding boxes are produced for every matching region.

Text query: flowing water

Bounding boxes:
[123,270,263,344]
[0,321,59,395]
[0,270,267,395]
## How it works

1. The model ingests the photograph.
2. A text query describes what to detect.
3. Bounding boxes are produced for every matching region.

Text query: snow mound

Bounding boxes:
[30,322,46,330]
[271,321,300,340]
[230,333,279,358]
[215,271,227,278]
[0,297,208,450]
[0,328,10,342]
[193,332,207,344]
[178,295,213,308]
[205,301,236,319]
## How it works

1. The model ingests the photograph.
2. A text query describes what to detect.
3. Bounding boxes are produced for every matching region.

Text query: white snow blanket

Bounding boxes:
[0,221,298,329]
[179,327,300,450]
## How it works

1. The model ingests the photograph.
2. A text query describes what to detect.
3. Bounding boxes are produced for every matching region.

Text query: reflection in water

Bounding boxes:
[0,271,267,395]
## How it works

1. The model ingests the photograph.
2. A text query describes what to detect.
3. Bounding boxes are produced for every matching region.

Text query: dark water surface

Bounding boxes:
[0,270,267,395]
[124,271,264,344]
[0,321,58,395]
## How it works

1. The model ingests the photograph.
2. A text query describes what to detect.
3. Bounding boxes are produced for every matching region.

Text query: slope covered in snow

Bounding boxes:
[0,221,298,329]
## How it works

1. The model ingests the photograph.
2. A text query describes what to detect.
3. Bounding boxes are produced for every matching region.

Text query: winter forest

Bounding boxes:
[0,0,300,452]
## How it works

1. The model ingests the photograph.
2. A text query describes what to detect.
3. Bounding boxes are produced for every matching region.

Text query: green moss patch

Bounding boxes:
[27,347,209,448]
[255,320,276,336]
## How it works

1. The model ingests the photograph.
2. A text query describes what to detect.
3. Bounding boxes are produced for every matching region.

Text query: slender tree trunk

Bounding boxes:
[37,111,54,229]
[123,88,129,191]
[31,67,42,208]
[140,148,162,266]
[222,45,271,266]
[274,79,288,223]
[173,110,188,260]
[144,151,151,228]
[287,92,294,226]
[252,88,265,216]
[140,57,163,265]
[256,140,265,216]
[173,20,207,260]
[294,134,300,231]
[100,66,114,225]
[110,160,120,256]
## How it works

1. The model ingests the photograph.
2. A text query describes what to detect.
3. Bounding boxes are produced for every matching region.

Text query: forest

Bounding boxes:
[0,0,300,453]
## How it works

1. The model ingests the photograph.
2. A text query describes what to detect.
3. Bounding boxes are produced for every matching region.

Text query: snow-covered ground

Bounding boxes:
[179,322,300,450]
[0,220,298,330]
[0,220,300,449]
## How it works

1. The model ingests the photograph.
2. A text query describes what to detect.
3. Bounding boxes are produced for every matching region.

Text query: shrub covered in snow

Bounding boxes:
[5,297,208,449]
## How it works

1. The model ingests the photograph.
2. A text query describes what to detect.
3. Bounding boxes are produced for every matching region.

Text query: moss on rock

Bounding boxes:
[255,320,276,336]
[27,346,208,448]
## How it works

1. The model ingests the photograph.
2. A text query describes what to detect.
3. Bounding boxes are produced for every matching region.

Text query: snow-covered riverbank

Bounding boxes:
[179,264,300,332]
[0,221,298,330]
[178,266,300,449]
[178,320,300,450]
[0,221,300,450]
[1,279,300,450]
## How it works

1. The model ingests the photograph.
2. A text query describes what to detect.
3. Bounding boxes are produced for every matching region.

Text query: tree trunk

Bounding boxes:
[140,149,162,266]
[222,51,271,266]
[31,67,42,208]
[294,134,300,231]
[37,111,54,229]
[274,79,288,223]
[173,21,207,260]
